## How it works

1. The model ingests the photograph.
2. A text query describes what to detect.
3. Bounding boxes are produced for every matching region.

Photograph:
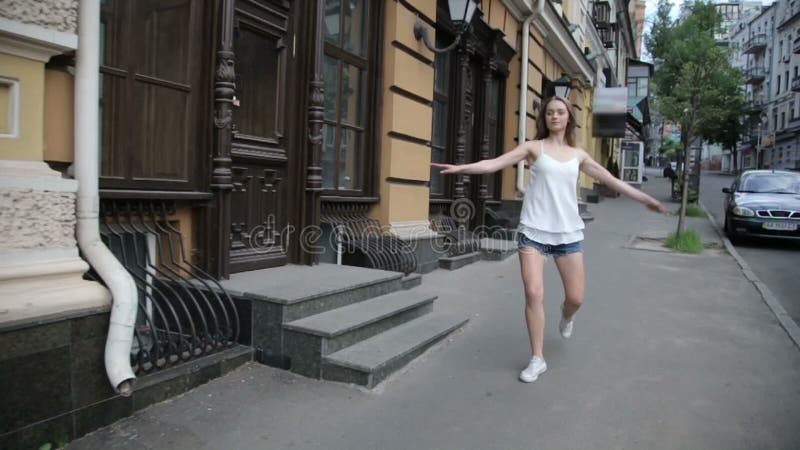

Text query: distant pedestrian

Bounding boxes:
[431,96,666,383]
[663,163,678,197]
[663,164,677,180]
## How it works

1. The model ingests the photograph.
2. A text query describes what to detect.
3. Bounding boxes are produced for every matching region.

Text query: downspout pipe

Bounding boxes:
[516,2,541,194]
[74,0,137,396]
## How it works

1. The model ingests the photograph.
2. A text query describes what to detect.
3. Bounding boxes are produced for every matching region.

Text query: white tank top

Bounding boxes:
[518,141,584,245]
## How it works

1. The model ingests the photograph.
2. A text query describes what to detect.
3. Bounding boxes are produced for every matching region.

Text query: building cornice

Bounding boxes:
[501,0,535,21]
[532,0,594,84]
[0,17,77,62]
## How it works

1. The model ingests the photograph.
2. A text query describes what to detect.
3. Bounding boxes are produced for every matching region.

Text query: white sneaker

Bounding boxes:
[519,356,547,383]
[559,306,574,339]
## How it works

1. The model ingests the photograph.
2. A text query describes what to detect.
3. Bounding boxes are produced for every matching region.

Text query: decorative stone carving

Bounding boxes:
[0,160,110,329]
[0,187,76,252]
[0,0,78,34]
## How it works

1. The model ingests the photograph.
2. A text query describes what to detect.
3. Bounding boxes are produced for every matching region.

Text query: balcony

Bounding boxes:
[795,36,800,54]
[745,97,765,112]
[792,76,800,92]
[597,26,615,49]
[592,1,611,26]
[743,34,768,54]
[745,66,767,84]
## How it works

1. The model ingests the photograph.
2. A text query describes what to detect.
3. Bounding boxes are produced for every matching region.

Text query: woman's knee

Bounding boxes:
[524,286,544,305]
[564,294,584,309]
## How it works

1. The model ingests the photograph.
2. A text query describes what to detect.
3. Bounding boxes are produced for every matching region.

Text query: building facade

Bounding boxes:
[0,0,649,446]
[726,0,800,172]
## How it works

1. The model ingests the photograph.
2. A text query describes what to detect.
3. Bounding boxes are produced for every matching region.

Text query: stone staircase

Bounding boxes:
[222,264,467,388]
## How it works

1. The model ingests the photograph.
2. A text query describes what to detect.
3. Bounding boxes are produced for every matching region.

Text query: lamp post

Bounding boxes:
[414,0,479,53]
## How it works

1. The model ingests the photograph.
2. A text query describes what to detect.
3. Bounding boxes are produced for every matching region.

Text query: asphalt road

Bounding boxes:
[698,170,800,323]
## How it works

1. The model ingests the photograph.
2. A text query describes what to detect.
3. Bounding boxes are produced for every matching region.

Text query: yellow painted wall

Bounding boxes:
[43,68,74,163]
[385,136,431,182]
[0,53,45,161]
[172,207,196,267]
[501,49,521,201]
[371,0,435,227]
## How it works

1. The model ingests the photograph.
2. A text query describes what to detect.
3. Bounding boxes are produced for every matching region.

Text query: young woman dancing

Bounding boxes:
[431,96,666,383]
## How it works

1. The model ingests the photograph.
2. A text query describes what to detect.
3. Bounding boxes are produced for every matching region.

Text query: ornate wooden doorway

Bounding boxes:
[226,0,294,273]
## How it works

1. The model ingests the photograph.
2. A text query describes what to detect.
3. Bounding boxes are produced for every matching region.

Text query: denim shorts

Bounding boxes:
[517,232,583,258]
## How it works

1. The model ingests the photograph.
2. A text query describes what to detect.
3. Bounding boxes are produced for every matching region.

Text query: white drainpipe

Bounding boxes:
[516,8,538,194]
[74,0,137,396]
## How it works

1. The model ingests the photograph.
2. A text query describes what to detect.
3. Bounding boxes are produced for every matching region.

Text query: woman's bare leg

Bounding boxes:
[554,252,585,320]
[519,248,546,357]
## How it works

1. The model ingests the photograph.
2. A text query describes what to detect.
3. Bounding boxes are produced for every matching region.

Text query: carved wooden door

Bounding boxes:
[228,0,292,272]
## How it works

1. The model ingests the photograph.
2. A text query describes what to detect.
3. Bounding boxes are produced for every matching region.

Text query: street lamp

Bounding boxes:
[413,0,479,54]
[552,74,572,99]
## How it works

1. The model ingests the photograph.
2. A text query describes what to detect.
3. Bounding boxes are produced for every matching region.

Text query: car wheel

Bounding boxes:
[724,214,740,244]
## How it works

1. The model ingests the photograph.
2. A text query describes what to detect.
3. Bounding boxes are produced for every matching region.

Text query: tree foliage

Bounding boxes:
[647,0,745,235]
[659,137,681,157]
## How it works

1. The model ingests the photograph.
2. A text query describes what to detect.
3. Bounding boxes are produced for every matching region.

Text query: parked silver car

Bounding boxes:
[723,170,800,242]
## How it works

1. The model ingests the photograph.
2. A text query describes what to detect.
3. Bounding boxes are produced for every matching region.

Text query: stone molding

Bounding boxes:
[0,159,110,329]
[0,1,78,35]
[0,16,78,62]
[390,220,439,240]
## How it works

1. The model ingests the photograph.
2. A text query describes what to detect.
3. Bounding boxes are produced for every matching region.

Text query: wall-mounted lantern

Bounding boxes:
[553,74,573,99]
[413,0,480,54]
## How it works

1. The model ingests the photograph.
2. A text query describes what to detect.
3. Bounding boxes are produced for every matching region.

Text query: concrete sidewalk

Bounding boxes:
[70,176,800,450]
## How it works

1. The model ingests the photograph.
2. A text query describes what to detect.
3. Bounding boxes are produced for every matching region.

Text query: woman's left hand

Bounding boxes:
[430,163,463,174]
[644,197,667,214]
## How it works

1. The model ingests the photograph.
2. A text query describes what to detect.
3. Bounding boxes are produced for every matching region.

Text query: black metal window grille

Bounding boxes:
[321,203,418,274]
[91,200,240,375]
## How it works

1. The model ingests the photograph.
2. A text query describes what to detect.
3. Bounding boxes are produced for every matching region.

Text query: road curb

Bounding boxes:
[698,200,800,351]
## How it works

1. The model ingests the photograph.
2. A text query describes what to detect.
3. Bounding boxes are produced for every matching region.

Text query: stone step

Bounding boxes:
[222,264,405,322]
[479,237,517,261]
[401,273,423,289]
[321,312,469,388]
[438,251,482,270]
[578,201,595,223]
[284,288,437,378]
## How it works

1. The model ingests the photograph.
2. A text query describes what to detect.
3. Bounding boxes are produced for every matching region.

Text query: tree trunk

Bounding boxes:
[677,135,692,236]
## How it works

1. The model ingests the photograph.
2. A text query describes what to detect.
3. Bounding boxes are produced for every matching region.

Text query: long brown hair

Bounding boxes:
[534,96,577,147]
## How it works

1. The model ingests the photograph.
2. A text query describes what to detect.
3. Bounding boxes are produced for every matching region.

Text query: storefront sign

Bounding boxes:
[592,87,628,137]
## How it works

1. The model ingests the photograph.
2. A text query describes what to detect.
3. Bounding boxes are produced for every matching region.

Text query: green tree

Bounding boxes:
[659,137,681,159]
[648,0,744,236]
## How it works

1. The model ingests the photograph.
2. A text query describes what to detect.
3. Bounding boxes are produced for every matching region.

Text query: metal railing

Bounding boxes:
[792,76,800,92]
[428,214,481,258]
[743,34,768,54]
[746,97,765,111]
[745,66,767,83]
[321,203,418,274]
[592,1,611,25]
[93,200,239,375]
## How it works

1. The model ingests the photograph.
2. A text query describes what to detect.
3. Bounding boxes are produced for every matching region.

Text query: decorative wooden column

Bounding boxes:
[476,58,495,228]
[453,40,471,201]
[302,0,325,265]
[209,0,236,278]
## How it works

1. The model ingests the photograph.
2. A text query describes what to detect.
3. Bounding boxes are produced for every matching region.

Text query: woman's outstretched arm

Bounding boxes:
[431,141,534,175]
[579,151,667,214]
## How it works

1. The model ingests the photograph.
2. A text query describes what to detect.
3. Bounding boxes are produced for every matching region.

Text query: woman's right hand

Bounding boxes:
[430,162,463,174]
